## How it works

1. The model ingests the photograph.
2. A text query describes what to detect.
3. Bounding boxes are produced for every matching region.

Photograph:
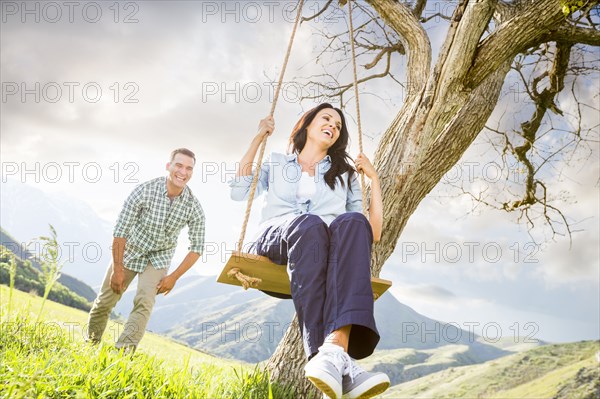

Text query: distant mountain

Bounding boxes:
[114,274,270,335]
[166,291,295,363]
[0,179,113,288]
[0,228,97,301]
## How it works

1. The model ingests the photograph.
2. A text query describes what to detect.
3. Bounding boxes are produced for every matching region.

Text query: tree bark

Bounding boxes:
[265,316,319,398]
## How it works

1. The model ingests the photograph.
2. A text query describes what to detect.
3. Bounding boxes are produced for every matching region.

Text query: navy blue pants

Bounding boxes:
[250,212,380,360]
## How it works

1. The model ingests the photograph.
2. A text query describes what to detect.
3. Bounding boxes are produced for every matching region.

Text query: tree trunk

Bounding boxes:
[265,316,319,398]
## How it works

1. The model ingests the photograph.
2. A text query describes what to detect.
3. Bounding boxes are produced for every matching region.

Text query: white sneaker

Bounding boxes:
[304,343,353,399]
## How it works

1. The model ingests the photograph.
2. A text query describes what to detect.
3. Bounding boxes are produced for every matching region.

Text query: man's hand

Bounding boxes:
[156,274,177,296]
[110,267,126,294]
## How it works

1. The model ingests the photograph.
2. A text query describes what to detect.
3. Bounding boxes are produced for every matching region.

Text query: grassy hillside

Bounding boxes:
[359,343,497,385]
[1,228,97,301]
[0,285,295,398]
[0,246,91,311]
[382,339,600,398]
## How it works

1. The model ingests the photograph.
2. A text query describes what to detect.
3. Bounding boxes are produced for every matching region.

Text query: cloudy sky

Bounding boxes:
[1,1,598,344]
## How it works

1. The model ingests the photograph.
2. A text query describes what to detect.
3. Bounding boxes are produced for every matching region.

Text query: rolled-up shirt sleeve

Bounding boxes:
[228,157,270,201]
[346,172,363,213]
[113,185,144,238]
[188,200,206,253]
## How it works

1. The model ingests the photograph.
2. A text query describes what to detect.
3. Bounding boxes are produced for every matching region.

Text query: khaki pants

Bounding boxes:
[86,262,167,349]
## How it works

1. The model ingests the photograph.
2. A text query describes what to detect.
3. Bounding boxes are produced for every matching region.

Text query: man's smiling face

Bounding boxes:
[166,153,195,189]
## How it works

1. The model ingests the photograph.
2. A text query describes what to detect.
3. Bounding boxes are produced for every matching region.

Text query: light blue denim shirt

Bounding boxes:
[229,152,362,229]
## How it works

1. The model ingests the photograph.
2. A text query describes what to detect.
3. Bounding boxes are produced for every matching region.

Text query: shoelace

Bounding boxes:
[345,358,367,383]
[321,347,356,382]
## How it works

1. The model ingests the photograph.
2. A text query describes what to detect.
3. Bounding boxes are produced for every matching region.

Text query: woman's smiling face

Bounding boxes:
[305,108,343,149]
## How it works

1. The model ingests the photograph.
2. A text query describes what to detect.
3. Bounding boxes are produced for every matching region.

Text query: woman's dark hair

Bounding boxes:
[288,103,355,190]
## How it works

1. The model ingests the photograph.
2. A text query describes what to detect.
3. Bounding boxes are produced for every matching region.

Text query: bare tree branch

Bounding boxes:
[366,0,431,95]
[472,43,594,246]
[548,25,600,45]
[467,0,567,88]
[420,12,452,23]
[301,52,393,100]
[364,44,404,69]
[413,0,428,19]
[301,0,334,23]
[414,0,498,150]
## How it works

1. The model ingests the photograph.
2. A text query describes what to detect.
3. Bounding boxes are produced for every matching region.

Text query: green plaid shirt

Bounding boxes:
[113,176,205,273]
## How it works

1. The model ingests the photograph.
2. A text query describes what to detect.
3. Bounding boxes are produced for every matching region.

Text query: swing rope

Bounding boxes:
[347,0,368,216]
[236,0,305,254]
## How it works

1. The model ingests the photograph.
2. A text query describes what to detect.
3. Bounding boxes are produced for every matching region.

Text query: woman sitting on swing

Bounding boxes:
[230,103,390,399]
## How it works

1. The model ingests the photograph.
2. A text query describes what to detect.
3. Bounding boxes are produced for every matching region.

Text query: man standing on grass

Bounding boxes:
[86,148,205,352]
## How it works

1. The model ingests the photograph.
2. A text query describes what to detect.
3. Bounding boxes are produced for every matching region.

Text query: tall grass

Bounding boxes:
[0,247,17,320]
[31,224,64,323]
[0,311,296,398]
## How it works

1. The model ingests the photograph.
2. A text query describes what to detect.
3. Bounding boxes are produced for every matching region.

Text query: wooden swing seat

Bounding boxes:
[217,251,392,300]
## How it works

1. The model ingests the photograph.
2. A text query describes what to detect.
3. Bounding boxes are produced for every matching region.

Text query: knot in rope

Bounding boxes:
[227,268,262,290]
